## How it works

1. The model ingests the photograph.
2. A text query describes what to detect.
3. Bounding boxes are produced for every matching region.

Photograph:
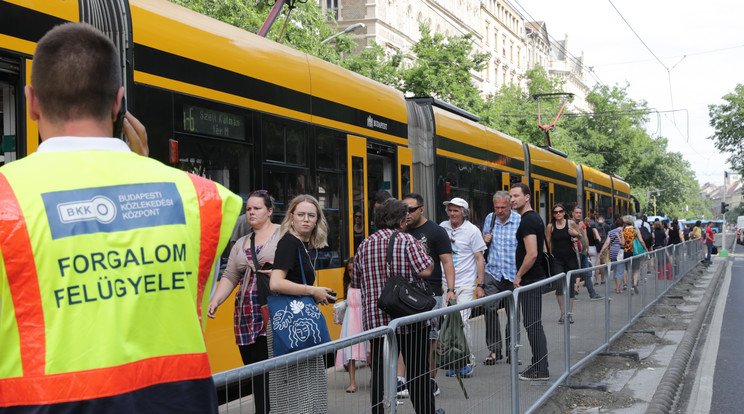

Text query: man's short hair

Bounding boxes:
[493,190,510,202]
[510,182,531,196]
[402,192,424,206]
[374,190,394,206]
[375,198,408,230]
[32,23,121,124]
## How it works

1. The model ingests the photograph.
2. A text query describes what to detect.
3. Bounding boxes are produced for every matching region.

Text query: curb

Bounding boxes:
[645,259,728,414]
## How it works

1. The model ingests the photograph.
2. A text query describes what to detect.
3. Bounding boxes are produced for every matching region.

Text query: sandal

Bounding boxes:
[558,316,565,324]
[484,351,500,365]
[346,386,357,393]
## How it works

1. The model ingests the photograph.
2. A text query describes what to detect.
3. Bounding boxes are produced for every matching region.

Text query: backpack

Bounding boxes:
[596,222,609,246]
[639,225,653,248]
[435,300,470,398]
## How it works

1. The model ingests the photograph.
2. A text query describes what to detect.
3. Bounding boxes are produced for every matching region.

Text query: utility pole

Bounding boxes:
[721,171,729,257]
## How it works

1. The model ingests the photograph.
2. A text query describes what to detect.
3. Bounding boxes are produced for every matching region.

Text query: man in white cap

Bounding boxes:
[439,197,487,378]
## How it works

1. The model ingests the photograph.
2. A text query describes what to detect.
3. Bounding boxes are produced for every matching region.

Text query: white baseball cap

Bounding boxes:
[443,197,468,209]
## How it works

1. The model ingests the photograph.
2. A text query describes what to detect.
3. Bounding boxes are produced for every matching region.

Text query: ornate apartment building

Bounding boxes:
[323,0,591,111]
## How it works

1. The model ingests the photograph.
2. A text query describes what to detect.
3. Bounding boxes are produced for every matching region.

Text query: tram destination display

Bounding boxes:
[182,104,245,140]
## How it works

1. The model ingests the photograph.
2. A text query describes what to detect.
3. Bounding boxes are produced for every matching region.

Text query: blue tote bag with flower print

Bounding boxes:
[267,248,331,356]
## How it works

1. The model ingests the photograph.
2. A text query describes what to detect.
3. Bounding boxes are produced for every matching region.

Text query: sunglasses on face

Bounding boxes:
[553,210,564,215]
[407,205,423,213]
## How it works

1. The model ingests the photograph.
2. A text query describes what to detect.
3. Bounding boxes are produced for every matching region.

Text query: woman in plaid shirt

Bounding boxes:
[208,191,280,414]
[352,198,439,414]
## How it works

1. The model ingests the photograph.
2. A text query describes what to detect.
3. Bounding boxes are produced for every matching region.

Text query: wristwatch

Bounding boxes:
[477,283,485,289]
[447,288,455,293]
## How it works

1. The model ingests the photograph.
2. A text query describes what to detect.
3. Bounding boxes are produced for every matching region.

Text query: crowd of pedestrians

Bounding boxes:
[5,21,704,414]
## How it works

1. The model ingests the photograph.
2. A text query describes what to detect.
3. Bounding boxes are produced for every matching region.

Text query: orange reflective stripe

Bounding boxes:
[187,174,223,324]
[0,173,45,376]
[0,353,211,406]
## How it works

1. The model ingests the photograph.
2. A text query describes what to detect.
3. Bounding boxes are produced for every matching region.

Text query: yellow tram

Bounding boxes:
[0,0,633,374]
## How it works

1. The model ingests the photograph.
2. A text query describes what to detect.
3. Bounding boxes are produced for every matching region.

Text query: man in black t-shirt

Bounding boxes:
[403,193,456,397]
[510,183,549,381]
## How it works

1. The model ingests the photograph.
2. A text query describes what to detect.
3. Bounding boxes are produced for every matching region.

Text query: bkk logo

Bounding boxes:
[42,183,185,240]
[58,196,117,224]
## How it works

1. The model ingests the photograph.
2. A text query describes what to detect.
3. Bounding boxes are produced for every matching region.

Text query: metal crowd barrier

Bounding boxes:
[214,238,706,413]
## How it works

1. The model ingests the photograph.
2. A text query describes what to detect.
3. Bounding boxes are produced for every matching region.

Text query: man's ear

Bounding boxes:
[25,85,41,121]
[111,86,125,121]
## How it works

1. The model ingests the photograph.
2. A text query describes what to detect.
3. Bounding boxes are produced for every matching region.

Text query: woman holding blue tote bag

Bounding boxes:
[268,194,336,414]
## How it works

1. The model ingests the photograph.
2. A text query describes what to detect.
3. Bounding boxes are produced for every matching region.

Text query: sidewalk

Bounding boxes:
[542,255,727,413]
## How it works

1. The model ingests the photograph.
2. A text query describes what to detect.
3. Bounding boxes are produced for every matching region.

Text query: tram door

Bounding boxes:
[348,135,368,254]
[346,136,411,254]
[1,81,16,164]
[398,146,412,198]
[1,55,22,163]
[532,179,550,224]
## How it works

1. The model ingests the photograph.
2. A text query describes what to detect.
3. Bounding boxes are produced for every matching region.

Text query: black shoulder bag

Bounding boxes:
[483,213,497,262]
[377,231,436,319]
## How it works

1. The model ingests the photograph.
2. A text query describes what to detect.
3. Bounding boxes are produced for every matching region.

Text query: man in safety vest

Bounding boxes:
[0,23,241,412]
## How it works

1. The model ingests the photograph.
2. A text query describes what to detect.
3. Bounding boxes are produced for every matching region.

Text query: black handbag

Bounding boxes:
[483,212,497,262]
[377,232,436,319]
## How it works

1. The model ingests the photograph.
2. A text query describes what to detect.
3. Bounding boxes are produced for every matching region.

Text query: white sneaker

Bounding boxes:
[396,378,409,398]
[431,378,441,397]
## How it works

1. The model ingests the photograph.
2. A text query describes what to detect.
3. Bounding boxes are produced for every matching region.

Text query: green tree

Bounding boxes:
[708,83,744,175]
[170,0,356,63]
[398,23,489,112]
[338,41,403,86]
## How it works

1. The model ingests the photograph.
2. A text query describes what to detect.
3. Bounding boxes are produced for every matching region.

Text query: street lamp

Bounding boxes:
[321,23,365,44]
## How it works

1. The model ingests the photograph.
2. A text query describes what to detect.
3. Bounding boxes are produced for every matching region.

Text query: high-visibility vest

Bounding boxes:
[0,146,241,410]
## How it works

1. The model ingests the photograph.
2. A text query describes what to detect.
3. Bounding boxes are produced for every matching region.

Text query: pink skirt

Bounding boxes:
[335,288,369,368]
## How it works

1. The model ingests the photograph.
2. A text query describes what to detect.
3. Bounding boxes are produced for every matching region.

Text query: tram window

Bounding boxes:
[401,164,411,195]
[1,77,19,164]
[316,129,345,170]
[263,118,307,166]
[265,169,308,216]
[172,135,251,194]
[316,173,343,269]
[554,184,578,208]
[286,127,305,165]
[435,157,497,225]
[351,156,365,250]
[599,194,613,220]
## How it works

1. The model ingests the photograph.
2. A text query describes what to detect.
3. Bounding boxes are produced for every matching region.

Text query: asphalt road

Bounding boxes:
[708,249,743,413]
[682,243,742,413]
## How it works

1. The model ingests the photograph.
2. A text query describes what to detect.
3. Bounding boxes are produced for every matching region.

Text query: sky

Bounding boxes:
[511,0,743,186]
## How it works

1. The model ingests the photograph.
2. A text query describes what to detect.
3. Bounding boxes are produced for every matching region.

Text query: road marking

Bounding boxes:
[687,259,731,414]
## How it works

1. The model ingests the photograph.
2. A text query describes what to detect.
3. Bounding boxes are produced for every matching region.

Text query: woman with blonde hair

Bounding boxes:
[268,194,336,414]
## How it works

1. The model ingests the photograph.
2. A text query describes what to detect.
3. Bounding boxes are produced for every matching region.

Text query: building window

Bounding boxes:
[326,0,338,20]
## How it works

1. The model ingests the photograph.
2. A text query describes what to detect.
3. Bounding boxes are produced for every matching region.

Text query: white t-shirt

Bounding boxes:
[439,220,487,287]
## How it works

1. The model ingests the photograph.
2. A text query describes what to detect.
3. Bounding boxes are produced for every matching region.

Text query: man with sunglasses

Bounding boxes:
[439,197,486,378]
[403,193,456,395]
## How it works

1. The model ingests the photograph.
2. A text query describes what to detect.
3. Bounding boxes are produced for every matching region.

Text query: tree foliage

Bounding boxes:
[169,0,356,64]
[708,83,744,176]
[397,23,489,110]
[168,0,707,219]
